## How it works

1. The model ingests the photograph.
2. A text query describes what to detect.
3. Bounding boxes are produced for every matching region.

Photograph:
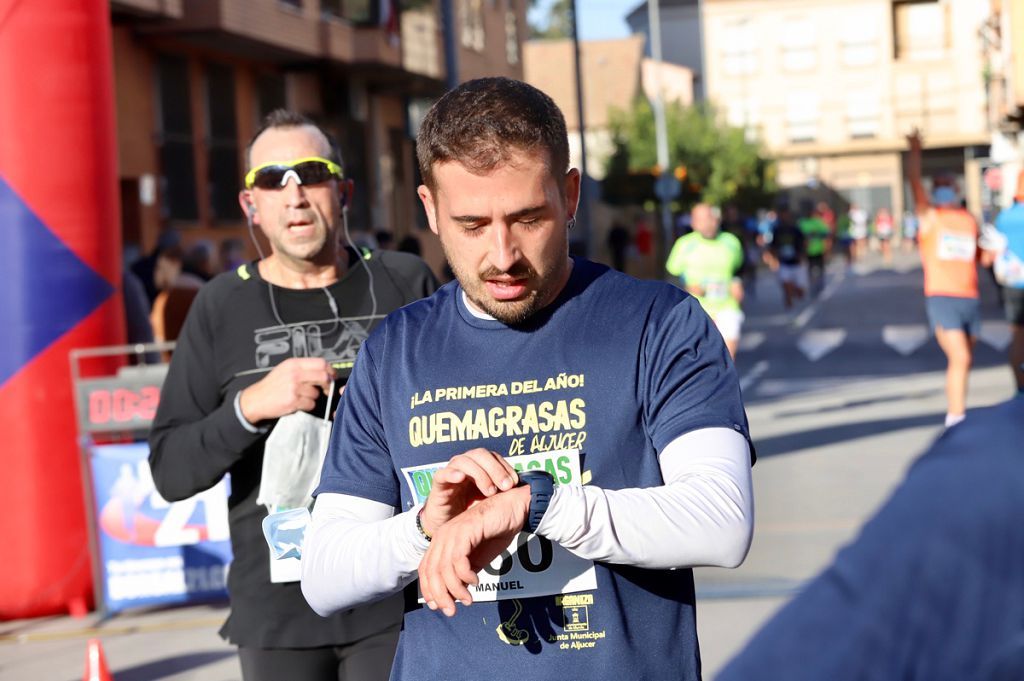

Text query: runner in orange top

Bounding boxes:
[906,130,994,428]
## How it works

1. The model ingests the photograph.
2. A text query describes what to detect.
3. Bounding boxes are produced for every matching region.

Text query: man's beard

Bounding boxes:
[444,251,548,325]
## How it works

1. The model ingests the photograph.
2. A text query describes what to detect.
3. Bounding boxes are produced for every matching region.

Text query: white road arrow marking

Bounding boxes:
[797,329,847,362]
[739,360,769,393]
[979,320,1012,351]
[739,331,765,353]
[882,324,930,356]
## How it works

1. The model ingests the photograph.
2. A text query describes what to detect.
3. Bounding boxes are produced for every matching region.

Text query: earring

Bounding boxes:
[567,216,576,230]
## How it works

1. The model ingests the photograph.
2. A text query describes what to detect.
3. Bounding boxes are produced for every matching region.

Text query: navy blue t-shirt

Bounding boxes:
[318,258,751,680]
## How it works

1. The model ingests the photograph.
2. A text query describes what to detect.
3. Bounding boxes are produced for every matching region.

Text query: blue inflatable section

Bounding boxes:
[0,176,114,387]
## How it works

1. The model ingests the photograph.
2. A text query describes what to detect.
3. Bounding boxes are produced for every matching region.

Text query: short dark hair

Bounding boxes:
[416,77,570,191]
[245,109,342,170]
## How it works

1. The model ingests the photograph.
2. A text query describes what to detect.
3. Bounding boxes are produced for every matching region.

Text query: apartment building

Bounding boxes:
[625,0,705,101]
[523,36,692,271]
[524,36,693,180]
[983,0,1024,209]
[110,0,525,261]
[701,0,992,218]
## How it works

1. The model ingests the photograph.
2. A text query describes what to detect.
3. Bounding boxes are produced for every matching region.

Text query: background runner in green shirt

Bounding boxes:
[799,210,831,296]
[666,203,745,358]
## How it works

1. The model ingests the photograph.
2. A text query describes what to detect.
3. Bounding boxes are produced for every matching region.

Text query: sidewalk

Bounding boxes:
[0,602,237,681]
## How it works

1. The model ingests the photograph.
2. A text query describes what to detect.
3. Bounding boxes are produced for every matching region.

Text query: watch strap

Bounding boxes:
[519,471,554,534]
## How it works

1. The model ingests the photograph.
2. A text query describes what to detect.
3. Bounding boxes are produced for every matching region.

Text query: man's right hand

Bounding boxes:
[238,357,336,424]
[906,127,923,152]
[419,449,519,538]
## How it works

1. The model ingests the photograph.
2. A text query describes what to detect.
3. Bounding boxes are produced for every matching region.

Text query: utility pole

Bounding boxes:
[647,0,676,264]
[441,0,459,90]
[569,0,591,256]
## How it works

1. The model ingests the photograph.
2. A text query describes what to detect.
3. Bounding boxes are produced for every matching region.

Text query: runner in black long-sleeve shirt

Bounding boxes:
[149,110,437,681]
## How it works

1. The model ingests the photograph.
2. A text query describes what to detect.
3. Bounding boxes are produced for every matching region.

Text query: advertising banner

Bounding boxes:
[88,442,232,613]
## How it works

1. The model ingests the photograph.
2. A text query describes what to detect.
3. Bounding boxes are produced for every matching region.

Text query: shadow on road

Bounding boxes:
[774,389,938,418]
[66,651,236,681]
[753,412,943,460]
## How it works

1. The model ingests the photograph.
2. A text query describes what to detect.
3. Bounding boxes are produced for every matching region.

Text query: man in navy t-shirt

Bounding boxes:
[301,77,755,680]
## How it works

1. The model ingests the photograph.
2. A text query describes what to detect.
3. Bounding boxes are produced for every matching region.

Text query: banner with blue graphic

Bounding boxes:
[88,443,232,613]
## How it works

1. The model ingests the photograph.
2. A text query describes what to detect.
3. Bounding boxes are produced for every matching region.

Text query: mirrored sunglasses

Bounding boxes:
[244,157,343,190]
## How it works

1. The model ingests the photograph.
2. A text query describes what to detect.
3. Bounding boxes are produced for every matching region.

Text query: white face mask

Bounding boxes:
[257,380,335,512]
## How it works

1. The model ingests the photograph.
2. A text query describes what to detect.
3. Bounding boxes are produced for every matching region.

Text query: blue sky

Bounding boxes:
[527,0,639,41]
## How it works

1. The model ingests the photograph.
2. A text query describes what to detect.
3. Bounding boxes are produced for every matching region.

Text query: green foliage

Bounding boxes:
[529,0,573,40]
[604,97,777,210]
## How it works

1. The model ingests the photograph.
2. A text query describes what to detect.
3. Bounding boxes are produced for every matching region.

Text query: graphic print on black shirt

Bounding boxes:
[148,249,438,648]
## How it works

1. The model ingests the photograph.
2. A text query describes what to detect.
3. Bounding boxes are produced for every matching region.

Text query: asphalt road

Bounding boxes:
[696,249,1016,678]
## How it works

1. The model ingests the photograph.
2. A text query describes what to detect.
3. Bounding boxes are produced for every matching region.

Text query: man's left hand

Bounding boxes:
[418,485,530,617]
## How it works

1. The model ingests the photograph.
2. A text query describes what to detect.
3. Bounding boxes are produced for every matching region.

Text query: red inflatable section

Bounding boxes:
[0,0,123,618]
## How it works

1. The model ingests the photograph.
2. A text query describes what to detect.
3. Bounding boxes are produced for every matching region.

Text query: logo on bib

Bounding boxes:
[496,599,530,645]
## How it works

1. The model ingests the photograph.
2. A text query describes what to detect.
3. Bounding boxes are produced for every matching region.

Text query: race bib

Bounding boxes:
[995,250,1024,287]
[401,450,597,602]
[703,280,730,300]
[937,232,976,262]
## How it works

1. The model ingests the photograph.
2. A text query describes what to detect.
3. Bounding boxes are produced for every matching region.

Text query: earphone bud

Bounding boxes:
[340,178,354,211]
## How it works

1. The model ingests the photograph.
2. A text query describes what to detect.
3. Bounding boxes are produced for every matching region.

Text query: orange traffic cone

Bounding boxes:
[82,638,113,681]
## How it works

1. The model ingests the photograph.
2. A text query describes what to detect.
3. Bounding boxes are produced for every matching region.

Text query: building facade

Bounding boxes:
[524,36,692,273]
[524,36,693,180]
[110,0,525,269]
[983,0,1024,211]
[625,0,705,101]
[702,0,992,218]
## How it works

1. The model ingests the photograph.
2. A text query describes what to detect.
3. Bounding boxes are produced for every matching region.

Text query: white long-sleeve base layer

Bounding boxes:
[301,427,753,617]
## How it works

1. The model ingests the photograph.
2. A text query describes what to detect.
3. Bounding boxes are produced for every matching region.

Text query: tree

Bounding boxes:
[529,0,573,40]
[604,97,776,211]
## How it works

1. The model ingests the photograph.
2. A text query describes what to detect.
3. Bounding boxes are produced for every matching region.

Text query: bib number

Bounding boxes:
[402,450,598,602]
[996,250,1024,287]
[703,280,730,300]
[937,232,976,261]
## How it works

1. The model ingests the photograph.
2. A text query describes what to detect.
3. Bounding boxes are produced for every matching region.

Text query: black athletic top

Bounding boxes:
[149,249,438,648]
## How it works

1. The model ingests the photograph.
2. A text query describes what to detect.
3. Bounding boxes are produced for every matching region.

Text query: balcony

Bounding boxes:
[138,0,419,70]
[110,0,183,19]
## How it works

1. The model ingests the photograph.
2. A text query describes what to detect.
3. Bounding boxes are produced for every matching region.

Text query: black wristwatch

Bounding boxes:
[518,470,555,534]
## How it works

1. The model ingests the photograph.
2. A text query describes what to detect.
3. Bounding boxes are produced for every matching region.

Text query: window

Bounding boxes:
[781,18,816,72]
[156,55,198,221]
[321,0,342,17]
[258,73,286,119]
[322,0,375,23]
[894,0,947,61]
[786,92,818,143]
[846,92,881,139]
[460,0,485,51]
[256,73,287,119]
[505,10,519,65]
[726,98,759,131]
[205,64,240,222]
[840,17,878,67]
[721,20,757,76]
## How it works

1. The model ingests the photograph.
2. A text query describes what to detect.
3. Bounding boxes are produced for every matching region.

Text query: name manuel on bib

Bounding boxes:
[471,580,524,593]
